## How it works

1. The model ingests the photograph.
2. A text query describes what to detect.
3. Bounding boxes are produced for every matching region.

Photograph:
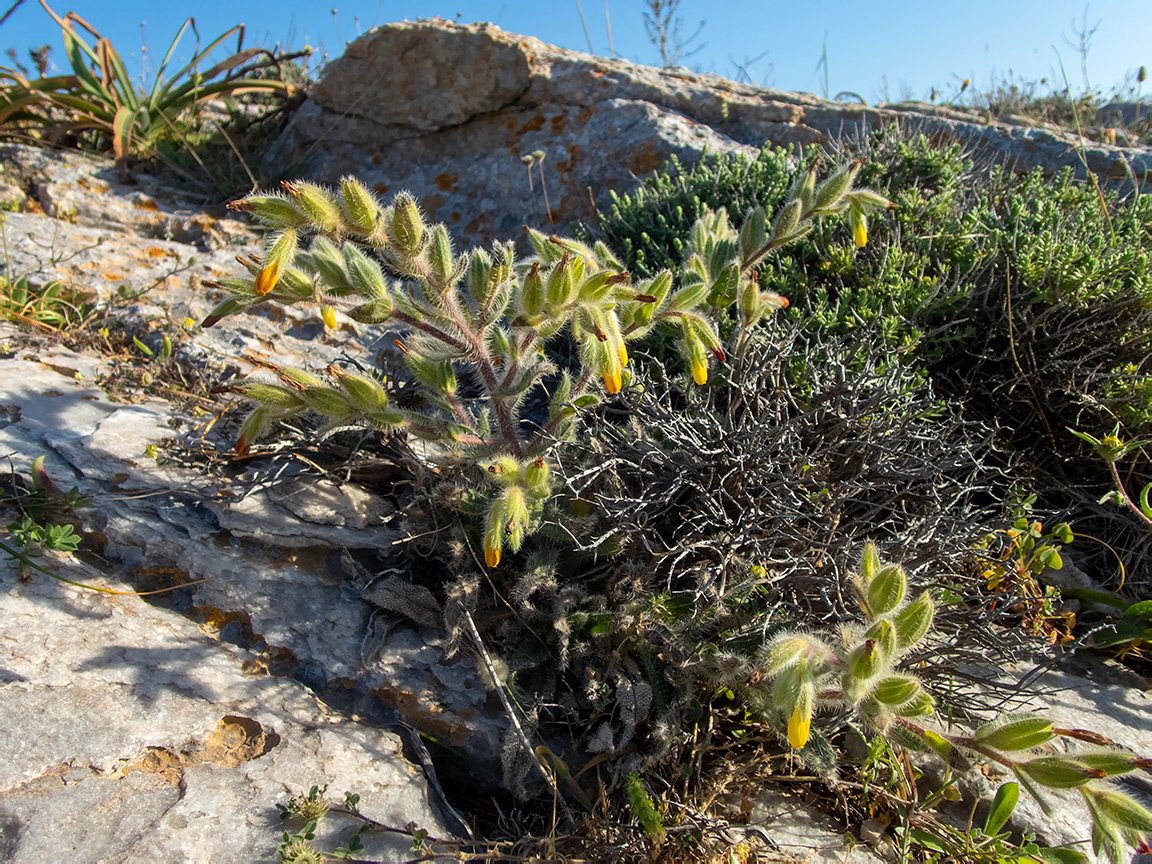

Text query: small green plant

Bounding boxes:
[273,786,482,861]
[204,162,887,568]
[6,515,81,555]
[2,455,84,558]
[902,780,1089,863]
[980,510,1073,594]
[1079,593,1152,658]
[626,771,666,844]
[1071,426,1152,530]
[0,273,95,330]
[276,784,330,826]
[0,1,301,167]
[715,543,1152,864]
[976,504,1076,642]
[131,330,174,387]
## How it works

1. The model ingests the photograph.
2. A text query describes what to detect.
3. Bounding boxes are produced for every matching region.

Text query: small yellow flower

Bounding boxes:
[320,305,337,330]
[183,317,195,329]
[602,359,622,394]
[144,444,159,459]
[850,207,868,248]
[255,261,282,295]
[484,542,501,568]
[691,358,708,386]
[787,705,810,749]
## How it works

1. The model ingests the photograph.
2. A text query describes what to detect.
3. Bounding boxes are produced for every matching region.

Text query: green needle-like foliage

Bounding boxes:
[596,126,1152,587]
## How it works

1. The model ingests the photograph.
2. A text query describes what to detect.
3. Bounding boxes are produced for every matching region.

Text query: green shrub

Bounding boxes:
[199,152,1152,862]
[0,2,302,172]
[594,126,1152,587]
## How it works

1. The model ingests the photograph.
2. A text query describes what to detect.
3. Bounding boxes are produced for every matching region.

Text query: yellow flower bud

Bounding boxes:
[788,705,811,749]
[851,208,868,247]
[603,359,622,394]
[321,305,337,330]
[255,262,282,296]
[485,542,501,568]
[255,230,298,296]
[691,357,708,386]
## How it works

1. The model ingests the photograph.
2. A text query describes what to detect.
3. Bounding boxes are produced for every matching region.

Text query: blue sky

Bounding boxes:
[1,1,1148,104]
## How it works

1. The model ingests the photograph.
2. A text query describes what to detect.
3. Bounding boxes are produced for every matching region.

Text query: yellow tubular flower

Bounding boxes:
[851,208,868,248]
[691,358,708,386]
[255,260,283,295]
[485,543,501,568]
[603,359,622,394]
[787,705,811,749]
[255,229,297,295]
[321,305,337,330]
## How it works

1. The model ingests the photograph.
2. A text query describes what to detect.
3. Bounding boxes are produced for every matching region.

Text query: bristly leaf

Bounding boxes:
[972,714,1055,750]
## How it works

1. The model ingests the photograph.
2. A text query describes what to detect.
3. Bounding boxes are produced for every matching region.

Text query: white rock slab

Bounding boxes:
[0,553,448,863]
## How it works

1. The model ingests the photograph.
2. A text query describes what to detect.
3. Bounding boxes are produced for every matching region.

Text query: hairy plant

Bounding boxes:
[203,161,888,568]
[712,543,1152,864]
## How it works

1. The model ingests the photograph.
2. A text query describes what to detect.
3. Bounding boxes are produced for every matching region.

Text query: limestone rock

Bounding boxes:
[0,552,449,863]
[270,19,1152,250]
[0,338,504,754]
[310,21,532,132]
[0,143,254,249]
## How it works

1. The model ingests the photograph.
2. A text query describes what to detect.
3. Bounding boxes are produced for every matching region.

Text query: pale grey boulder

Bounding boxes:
[270,19,1152,251]
[0,143,254,249]
[0,338,505,764]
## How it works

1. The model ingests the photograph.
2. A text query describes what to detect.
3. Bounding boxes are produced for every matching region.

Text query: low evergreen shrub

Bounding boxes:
[594,126,1152,589]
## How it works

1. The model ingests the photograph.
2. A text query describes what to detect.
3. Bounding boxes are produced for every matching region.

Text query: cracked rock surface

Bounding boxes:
[0,550,449,863]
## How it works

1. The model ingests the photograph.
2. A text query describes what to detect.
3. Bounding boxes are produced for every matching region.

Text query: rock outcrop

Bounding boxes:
[270,18,1152,248]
